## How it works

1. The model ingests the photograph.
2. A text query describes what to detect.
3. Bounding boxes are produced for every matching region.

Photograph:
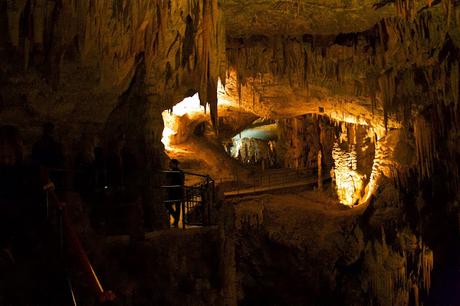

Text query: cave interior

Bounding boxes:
[0,0,459,305]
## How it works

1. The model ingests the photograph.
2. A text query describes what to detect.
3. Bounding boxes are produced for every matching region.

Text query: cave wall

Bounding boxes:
[233,137,274,166]
[84,203,238,306]
[219,8,460,304]
[223,6,460,205]
[332,122,376,205]
[276,115,335,170]
[231,192,435,306]
[223,7,460,163]
[0,0,225,153]
[0,0,226,227]
[94,227,235,306]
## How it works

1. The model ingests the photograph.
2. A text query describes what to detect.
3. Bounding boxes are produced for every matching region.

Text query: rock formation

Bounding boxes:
[0,1,459,305]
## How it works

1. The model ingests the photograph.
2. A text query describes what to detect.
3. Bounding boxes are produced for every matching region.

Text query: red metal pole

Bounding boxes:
[48,191,115,303]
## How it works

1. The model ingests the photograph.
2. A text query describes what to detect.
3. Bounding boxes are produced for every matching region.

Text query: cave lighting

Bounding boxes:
[332,128,384,207]
[161,126,176,150]
[162,78,229,150]
[332,142,364,206]
[217,78,234,106]
[329,111,369,127]
[231,135,242,158]
[161,92,206,150]
[359,136,383,205]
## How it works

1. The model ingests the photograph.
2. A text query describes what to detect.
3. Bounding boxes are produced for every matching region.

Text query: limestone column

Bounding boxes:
[317,118,323,191]
[144,94,169,230]
[317,149,323,191]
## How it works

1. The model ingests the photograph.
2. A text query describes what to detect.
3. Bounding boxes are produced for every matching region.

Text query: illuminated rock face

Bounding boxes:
[363,228,434,306]
[275,115,335,170]
[332,142,363,206]
[233,193,436,306]
[224,0,397,36]
[0,1,459,305]
[328,121,386,206]
[161,93,206,149]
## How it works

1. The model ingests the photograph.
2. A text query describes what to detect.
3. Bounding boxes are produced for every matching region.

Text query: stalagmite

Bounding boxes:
[1,1,459,305]
[317,149,323,191]
[332,141,363,206]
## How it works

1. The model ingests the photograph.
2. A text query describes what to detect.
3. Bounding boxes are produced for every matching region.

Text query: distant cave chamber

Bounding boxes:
[0,0,459,305]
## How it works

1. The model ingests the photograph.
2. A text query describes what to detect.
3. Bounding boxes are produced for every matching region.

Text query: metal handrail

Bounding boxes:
[183,171,211,178]
[221,167,314,193]
[46,188,115,304]
[160,170,215,227]
[160,170,210,179]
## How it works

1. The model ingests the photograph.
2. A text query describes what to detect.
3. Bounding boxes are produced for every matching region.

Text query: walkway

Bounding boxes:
[223,168,330,198]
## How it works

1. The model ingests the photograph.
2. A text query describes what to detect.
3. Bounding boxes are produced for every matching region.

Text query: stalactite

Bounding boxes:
[441,0,454,28]
[451,60,459,107]
[395,0,416,20]
[227,8,453,128]
[414,115,435,179]
[365,227,434,306]
[3,0,225,118]
[317,118,323,191]
[225,10,459,200]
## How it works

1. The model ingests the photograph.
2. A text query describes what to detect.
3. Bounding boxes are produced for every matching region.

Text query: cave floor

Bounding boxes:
[165,136,247,185]
[233,190,363,218]
[166,136,329,196]
[232,190,365,248]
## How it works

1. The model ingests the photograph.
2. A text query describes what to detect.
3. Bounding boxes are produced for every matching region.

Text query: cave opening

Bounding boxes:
[161,92,207,150]
[161,89,379,208]
[228,119,278,167]
[1,1,460,305]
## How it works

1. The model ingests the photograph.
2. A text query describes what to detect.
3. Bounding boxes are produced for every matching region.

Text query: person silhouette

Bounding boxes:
[166,159,184,227]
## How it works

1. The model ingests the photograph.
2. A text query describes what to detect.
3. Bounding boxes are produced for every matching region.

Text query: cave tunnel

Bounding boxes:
[0,1,460,305]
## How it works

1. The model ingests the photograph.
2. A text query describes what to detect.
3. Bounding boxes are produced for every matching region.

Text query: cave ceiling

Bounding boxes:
[224,0,397,36]
[0,0,458,139]
[221,2,460,132]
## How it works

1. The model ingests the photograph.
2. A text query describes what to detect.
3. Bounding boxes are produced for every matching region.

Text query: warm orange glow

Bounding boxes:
[162,92,207,150]
[329,111,369,127]
[162,78,228,150]
[359,136,382,204]
[332,142,364,206]
[161,126,176,150]
[332,128,385,207]
[217,78,234,106]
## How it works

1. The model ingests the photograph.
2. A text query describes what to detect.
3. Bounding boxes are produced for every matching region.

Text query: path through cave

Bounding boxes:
[0,1,459,305]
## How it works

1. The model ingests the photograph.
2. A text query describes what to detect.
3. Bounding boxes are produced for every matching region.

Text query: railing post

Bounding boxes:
[182,189,186,229]
[208,176,214,226]
[44,181,115,304]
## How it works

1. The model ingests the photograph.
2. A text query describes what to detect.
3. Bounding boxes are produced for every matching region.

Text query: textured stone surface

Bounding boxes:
[0,0,225,136]
[0,2,459,304]
[224,0,397,36]
[99,228,230,306]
